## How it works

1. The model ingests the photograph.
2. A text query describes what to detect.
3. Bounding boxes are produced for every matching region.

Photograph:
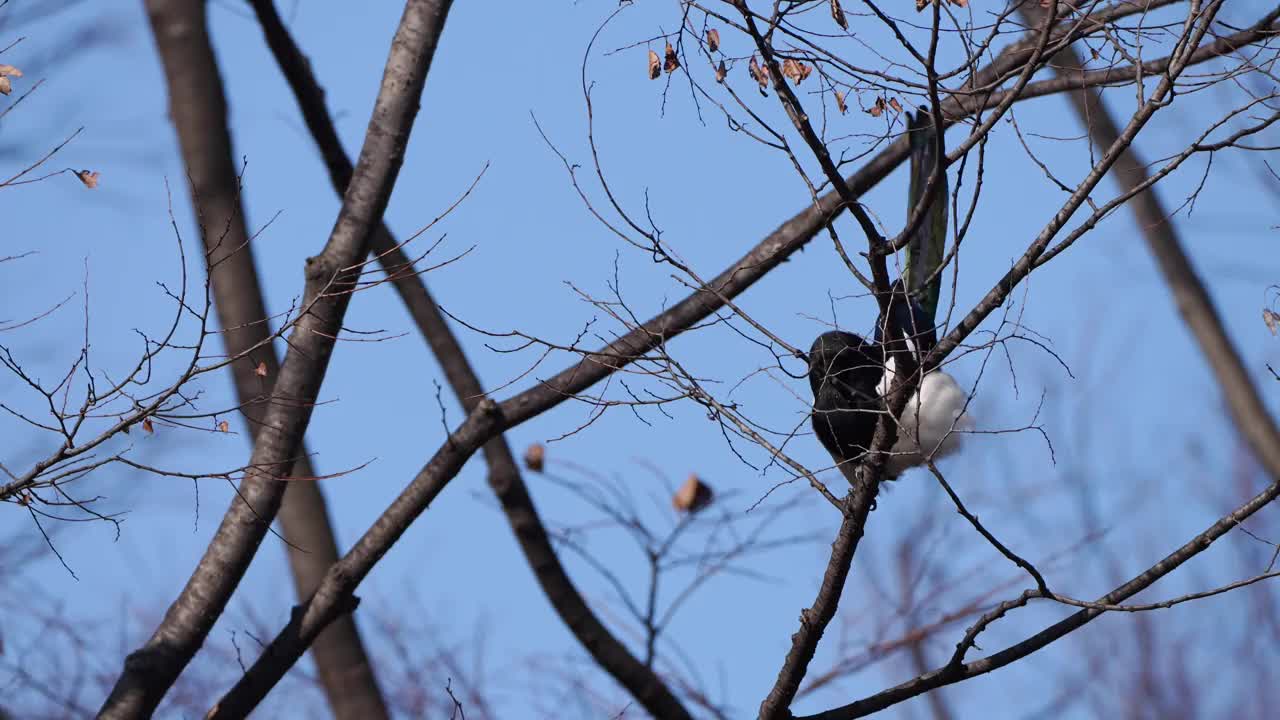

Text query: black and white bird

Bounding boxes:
[808,288,972,481]
[808,329,885,476]
[808,107,971,482]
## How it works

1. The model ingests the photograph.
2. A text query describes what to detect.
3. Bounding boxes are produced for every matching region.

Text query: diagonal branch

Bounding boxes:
[242,2,693,716]
[205,399,504,718]
[136,1,388,717]
[98,1,454,716]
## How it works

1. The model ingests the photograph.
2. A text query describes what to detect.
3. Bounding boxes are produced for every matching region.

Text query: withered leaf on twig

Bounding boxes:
[142,417,154,434]
[648,49,661,80]
[782,58,812,85]
[748,55,769,94]
[867,96,887,117]
[706,28,720,53]
[830,0,849,30]
[672,473,714,513]
[217,420,230,433]
[523,443,545,472]
[75,170,100,189]
[888,97,903,113]
[664,42,679,73]
[0,64,20,96]
[834,89,848,114]
[715,60,728,84]
[1264,308,1280,335]
[254,361,268,377]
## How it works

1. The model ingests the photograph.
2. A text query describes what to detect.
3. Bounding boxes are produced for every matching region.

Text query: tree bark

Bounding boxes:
[135,2,389,718]
[99,1,452,716]
[239,4,694,716]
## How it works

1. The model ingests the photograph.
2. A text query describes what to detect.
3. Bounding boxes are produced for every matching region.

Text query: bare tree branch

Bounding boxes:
[241,3,694,716]
[97,1,454,716]
[137,2,388,717]
[204,399,502,718]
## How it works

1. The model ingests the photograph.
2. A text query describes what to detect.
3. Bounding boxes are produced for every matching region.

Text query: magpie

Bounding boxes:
[808,283,971,481]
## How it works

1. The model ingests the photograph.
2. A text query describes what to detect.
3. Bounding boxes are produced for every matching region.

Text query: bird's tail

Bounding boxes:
[903,108,948,324]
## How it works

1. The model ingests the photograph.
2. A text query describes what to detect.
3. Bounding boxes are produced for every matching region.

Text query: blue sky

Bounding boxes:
[2,1,1278,718]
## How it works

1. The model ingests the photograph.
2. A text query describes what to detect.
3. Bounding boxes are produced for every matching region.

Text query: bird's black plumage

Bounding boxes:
[808,331,885,466]
[874,279,937,360]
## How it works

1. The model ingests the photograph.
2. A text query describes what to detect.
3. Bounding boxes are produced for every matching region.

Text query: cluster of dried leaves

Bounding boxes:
[647,42,679,80]
[867,96,904,117]
[646,25,914,121]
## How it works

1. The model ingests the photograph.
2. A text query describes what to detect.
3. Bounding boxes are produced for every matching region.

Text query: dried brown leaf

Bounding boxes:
[0,76,10,96]
[523,443,545,472]
[950,0,969,6]
[142,417,154,434]
[706,28,720,53]
[0,64,21,77]
[672,473,714,513]
[75,169,100,189]
[867,96,886,117]
[217,420,230,433]
[782,58,812,85]
[663,42,679,73]
[715,60,727,84]
[748,55,769,94]
[835,89,847,114]
[648,49,661,80]
[782,58,798,83]
[888,97,903,113]
[254,361,268,377]
[830,0,849,29]
[1264,308,1280,335]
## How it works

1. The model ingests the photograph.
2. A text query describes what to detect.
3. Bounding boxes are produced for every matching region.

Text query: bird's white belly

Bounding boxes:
[878,357,973,476]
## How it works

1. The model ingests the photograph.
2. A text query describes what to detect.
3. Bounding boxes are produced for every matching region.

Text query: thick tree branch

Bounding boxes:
[242,3,693,716]
[98,2,453,716]
[206,400,503,718]
[959,12,1280,120]
[134,2,388,717]
[756,484,875,720]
